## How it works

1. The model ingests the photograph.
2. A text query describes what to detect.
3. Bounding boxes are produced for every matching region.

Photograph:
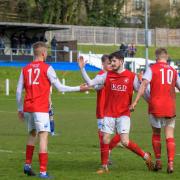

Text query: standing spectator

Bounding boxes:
[119,43,128,57]
[0,32,5,55]
[11,33,19,54]
[128,43,137,57]
[119,43,126,54]
[19,33,26,54]
[25,36,32,55]
[51,36,58,61]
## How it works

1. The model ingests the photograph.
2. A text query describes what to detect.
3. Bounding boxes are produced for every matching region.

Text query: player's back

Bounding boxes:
[104,69,135,117]
[23,61,51,112]
[149,62,177,117]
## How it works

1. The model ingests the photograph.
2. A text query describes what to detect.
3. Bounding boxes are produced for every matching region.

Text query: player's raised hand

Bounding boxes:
[80,83,90,92]
[18,111,24,121]
[129,102,137,112]
[77,56,85,69]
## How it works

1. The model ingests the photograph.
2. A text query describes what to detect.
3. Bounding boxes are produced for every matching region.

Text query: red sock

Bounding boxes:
[25,145,34,164]
[98,130,103,145]
[152,134,161,160]
[98,130,103,163]
[101,143,109,166]
[39,153,48,172]
[166,138,175,163]
[126,140,145,158]
[109,134,121,150]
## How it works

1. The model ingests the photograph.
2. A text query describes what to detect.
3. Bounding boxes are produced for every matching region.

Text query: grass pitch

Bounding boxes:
[0,67,179,180]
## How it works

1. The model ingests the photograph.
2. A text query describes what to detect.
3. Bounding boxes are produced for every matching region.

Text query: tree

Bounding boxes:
[149,3,168,28]
[85,0,124,27]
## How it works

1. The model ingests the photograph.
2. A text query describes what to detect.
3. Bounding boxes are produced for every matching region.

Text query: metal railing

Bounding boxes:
[0,47,80,63]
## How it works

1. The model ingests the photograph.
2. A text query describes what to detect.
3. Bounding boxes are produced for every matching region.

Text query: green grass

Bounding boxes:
[0,67,180,180]
[78,45,180,62]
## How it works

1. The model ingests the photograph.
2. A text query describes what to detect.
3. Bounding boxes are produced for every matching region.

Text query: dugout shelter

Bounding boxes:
[0,22,70,61]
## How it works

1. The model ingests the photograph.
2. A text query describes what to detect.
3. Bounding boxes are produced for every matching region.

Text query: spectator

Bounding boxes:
[19,33,26,54]
[51,36,58,61]
[11,33,19,54]
[120,43,129,57]
[128,43,137,57]
[0,32,5,55]
[25,36,32,55]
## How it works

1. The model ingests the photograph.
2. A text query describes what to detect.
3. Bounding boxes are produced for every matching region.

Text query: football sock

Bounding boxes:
[25,145,35,165]
[152,134,161,160]
[98,130,103,145]
[126,140,145,158]
[166,138,175,163]
[98,130,104,163]
[39,153,48,173]
[109,134,121,150]
[101,143,109,166]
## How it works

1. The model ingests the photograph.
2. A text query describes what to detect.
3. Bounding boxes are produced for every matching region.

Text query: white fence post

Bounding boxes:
[114,27,117,45]
[62,78,65,95]
[69,50,73,63]
[5,79,9,96]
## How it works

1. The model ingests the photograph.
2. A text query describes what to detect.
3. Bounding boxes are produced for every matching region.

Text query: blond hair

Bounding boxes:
[32,41,47,56]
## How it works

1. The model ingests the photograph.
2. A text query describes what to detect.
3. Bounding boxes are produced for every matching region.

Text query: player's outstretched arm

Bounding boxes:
[78,56,95,86]
[47,66,90,92]
[77,56,106,88]
[130,79,149,111]
[133,75,150,103]
[16,71,24,120]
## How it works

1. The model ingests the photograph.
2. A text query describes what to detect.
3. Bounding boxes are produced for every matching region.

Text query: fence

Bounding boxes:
[0,47,79,62]
[47,26,180,47]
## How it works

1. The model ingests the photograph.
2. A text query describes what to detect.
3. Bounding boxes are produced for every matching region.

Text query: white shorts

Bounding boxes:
[24,112,50,133]
[97,118,104,130]
[149,114,175,129]
[101,116,130,135]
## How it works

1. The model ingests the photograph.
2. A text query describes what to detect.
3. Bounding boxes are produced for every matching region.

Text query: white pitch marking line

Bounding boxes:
[0,149,13,153]
[0,149,99,155]
[0,110,17,114]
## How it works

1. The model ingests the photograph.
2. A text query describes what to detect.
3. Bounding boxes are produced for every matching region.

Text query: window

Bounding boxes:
[134,0,144,10]
[172,0,177,5]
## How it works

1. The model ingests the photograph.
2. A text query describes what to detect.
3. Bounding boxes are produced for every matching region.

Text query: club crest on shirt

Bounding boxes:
[124,78,129,84]
[109,78,116,81]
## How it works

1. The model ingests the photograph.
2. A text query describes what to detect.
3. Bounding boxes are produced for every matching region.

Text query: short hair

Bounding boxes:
[32,41,47,56]
[155,48,167,58]
[109,51,124,61]
[101,54,109,63]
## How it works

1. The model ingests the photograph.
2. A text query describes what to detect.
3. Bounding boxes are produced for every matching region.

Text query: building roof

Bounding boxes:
[0,22,70,31]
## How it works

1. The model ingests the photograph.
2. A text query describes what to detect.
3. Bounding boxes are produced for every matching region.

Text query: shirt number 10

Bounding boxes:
[160,68,173,85]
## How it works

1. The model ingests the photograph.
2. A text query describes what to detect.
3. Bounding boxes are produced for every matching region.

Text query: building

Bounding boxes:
[122,0,180,24]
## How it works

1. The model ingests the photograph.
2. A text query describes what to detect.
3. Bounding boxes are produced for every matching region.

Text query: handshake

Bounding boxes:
[79,83,91,92]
